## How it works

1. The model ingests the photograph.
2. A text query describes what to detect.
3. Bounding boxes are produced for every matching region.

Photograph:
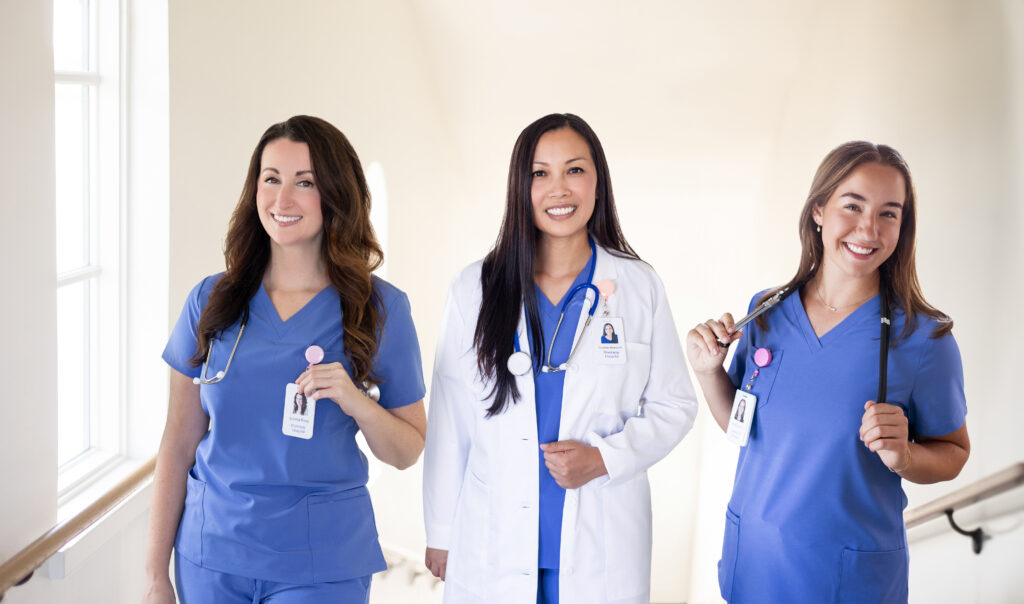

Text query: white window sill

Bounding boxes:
[44,456,153,580]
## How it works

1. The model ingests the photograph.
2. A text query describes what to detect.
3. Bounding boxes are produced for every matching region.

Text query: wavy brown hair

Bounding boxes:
[756,141,951,341]
[475,113,639,416]
[189,116,384,386]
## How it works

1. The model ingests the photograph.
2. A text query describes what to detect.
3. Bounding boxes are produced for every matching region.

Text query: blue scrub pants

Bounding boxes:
[537,568,558,604]
[174,551,371,604]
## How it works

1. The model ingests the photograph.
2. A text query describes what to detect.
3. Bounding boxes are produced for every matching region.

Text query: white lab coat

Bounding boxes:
[423,245,698,604]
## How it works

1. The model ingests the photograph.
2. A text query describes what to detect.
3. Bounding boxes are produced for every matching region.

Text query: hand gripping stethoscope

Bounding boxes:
[506,238,608,376]
[193,306,382,401]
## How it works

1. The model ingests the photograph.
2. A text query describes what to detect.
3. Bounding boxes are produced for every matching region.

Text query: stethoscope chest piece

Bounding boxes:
[507,350,532,376]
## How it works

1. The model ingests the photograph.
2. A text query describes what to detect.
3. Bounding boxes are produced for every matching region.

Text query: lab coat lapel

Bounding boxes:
[560,246,619,432]
[566,245,618,360]
[512,302,536,409]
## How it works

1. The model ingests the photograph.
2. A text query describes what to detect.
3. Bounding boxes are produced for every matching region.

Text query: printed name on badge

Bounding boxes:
[596,316,627,365]
[282,382,316,439]
[726,390,756,446]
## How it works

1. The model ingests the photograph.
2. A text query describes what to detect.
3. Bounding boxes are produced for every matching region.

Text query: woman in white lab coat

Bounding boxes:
[423,113,698,604]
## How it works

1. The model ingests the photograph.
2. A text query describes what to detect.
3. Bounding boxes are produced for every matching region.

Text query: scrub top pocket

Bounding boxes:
[738,348,784,411]
[307,489,386,581]
[837,547,908,603]
[175,470,207,565]
[718,507,740,602]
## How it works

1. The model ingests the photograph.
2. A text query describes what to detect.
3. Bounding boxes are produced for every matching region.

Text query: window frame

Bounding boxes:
[54,0,128,501]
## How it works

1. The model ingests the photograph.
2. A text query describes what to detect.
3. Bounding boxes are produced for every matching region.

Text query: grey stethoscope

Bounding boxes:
[506,239,599,376]
[193,307,381,401]
[193,309,249,385]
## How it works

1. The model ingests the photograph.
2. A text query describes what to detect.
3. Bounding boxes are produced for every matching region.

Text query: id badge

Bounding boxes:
[596,316,627,365]
[725,390,756,446]
[282,382,316,439]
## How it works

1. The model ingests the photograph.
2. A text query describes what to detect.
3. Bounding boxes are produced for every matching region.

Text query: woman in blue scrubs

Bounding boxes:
[687,141,970,603]
[143,116,427,604]
[423,114,697,604]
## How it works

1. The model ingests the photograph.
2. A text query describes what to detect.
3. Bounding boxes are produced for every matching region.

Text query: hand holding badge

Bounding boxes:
[282,345,325,439]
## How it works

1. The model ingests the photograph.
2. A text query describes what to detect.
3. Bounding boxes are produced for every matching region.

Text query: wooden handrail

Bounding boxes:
[904,462,1024,529]
[0,456,156,599]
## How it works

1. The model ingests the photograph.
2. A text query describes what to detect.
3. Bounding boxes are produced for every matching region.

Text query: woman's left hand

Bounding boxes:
[859,400,911,472]
[295,362,371,417]
[540,440,608,489]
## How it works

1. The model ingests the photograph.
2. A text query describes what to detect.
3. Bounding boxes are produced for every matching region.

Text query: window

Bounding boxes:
[54,0,124,496]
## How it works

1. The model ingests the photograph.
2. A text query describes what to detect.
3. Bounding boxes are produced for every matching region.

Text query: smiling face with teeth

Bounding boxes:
[256,137,324,253]
[813,161,906,282]
[529,127,597,244]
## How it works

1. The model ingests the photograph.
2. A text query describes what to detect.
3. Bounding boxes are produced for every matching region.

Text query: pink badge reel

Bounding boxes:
[753,347,772,368]
[305,345,325,366]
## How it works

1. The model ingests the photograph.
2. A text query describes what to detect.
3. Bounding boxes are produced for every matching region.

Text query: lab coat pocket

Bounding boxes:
[602,475,651,600]
[837,547,908,603]
[740,349,784,410]
[589,342,650,413]
[174,470,206,565]
[307,489,386,581]
[718,507,740,601]
[448,469,493,591]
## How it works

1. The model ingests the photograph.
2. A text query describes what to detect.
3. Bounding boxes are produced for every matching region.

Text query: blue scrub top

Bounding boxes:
[527,251,594,570]
[163,274,426,584]
[720,289,966,603]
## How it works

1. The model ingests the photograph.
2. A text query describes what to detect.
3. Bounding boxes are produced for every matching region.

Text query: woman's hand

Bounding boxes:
[860,400,911,472]
[142,576,176,604]
[295,362,369,417]
[540,440,607,489]
[425,547,448,581]
[685,313,741,375]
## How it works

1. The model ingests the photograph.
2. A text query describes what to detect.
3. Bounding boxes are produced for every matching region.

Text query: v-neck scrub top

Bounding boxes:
[163,274,426,584]
[528,251,594,569]
[719,290,966,603]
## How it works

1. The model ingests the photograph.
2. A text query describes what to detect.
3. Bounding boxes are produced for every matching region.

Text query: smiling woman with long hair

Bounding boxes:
[143,116,427,604]
[687,141,970,603]
[423,113,697,604]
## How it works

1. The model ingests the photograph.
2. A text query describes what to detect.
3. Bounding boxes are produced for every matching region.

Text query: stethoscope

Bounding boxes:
[506,239,600,376]
[193,306,382,401]
[193,308,249,385]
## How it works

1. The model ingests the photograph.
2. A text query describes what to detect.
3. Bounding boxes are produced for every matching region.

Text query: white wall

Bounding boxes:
[0,0,58,576]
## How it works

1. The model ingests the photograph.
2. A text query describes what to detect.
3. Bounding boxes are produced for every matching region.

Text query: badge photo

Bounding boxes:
[282,382,316,439]
[596,316,627,364]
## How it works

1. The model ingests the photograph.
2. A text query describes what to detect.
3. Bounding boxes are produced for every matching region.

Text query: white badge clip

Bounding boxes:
[282,382,316,439]
[596,316,627,365]
[725,390,756,446]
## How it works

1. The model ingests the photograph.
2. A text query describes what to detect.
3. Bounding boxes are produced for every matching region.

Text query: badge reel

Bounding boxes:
[726,347,772,447]
[594,279,627,365]
[282,345,324,439]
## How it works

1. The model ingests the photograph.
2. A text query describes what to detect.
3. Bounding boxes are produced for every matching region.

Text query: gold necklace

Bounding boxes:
[815,281,875,313]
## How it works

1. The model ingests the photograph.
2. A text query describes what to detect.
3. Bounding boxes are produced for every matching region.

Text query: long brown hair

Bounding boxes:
[189,115,385,386]
[475,113,639,416]
[756,141,951,341]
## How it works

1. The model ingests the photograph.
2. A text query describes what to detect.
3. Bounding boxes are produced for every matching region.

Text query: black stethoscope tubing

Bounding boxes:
[756,280,892,403]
